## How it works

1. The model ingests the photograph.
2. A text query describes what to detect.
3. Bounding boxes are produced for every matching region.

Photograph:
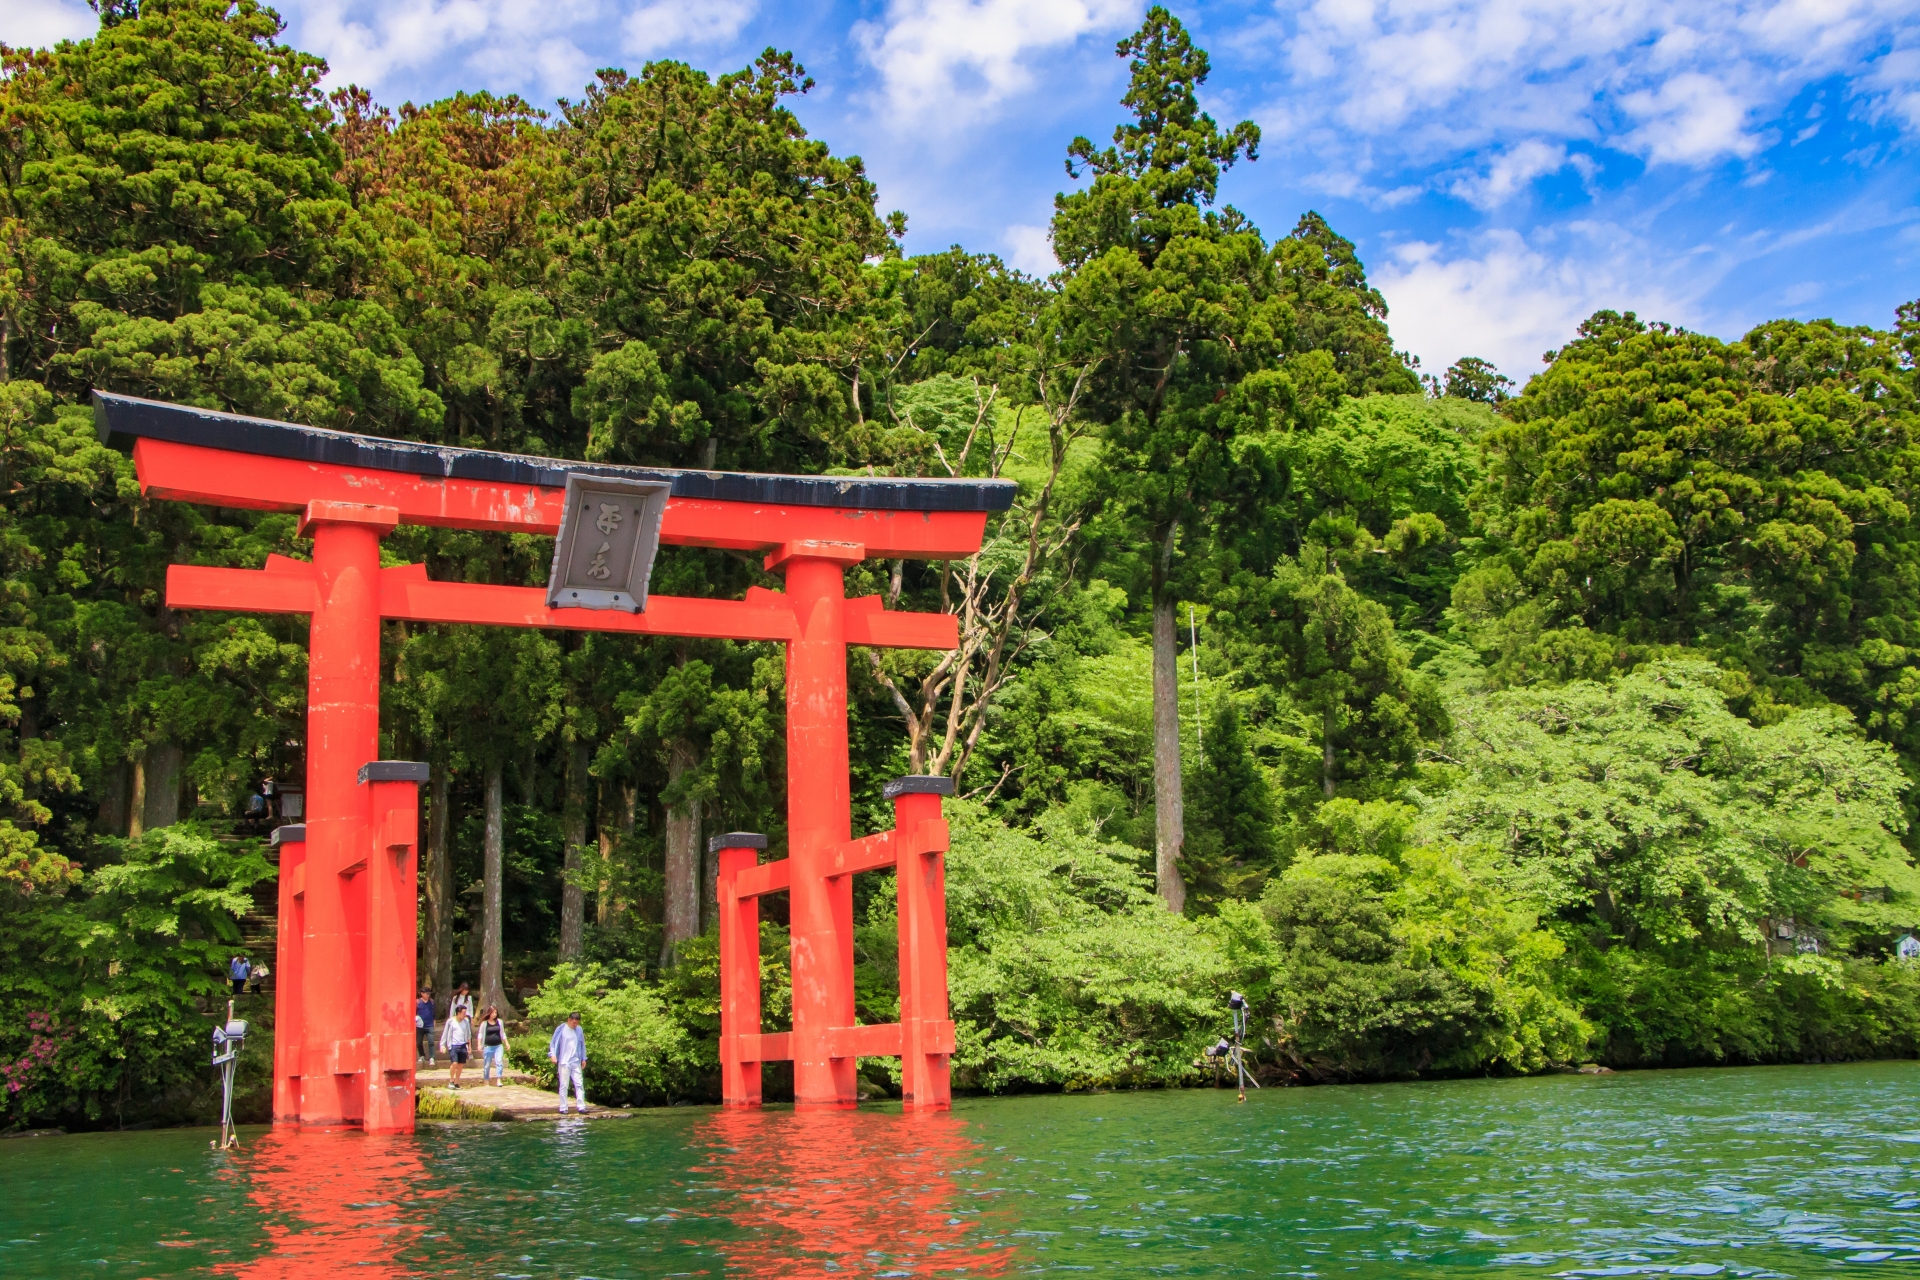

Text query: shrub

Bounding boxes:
[945,802,1226,1090]
[518,962,703,1104]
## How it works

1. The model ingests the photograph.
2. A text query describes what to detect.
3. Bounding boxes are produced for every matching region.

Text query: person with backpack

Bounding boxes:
[476,1005,511,1087]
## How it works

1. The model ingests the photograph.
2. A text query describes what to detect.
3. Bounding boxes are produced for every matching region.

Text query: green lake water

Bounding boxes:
[4,1061,1919,1277]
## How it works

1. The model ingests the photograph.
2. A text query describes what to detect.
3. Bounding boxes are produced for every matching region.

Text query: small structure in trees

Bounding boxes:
[97,392,1010,1130]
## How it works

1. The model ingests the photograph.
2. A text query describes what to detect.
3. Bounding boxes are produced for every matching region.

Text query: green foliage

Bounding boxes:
[1424,662,1920,1063]
[518,961,702,1103]
[1182,701,1278,904]
[1425,662,1916,950]
[1440,356,1513,403]
[1,823,271,1127]
[1468,310,1920,763]
[944,801,1224,1089]
[1214,833,1588,1080]
[554,52,901,470]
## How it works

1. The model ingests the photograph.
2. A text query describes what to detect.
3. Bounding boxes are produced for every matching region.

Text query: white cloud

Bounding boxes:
[1449,140,1570,210]
[1374,227,1699,384]
[1620,72,1761,164]
[1860,43,1920,131]
[1003,223,1056,276]
[1261,0,1920,177]
[624,0,756,59]
[0,0,96,48]
[852,0,1137,126]
[280,0,756,100]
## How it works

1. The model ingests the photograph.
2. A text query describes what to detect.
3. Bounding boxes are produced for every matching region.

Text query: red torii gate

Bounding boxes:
[96,392,1011,1130]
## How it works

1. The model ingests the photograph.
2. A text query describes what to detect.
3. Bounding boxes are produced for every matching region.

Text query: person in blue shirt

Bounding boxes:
[228,955,251,995]
[415,989,436,1066]
[548,1013,588,1114]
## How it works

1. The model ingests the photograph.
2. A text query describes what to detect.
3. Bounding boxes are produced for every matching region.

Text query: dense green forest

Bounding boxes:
[6,1,1920,1125]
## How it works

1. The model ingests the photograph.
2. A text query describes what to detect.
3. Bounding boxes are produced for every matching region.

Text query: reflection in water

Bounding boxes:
[219,1129,430,1278]
[697,1108,1013,1277]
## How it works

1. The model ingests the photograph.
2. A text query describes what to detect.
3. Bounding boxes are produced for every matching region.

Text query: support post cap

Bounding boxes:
[883,775,956,800]
[708,831,769,854]
[357,760,430,784]
[270,824,306,847]
[763,539,865,572]
[297,500,399,537]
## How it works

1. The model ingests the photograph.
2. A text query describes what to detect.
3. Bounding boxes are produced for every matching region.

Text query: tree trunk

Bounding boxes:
[128,750,147,841]
[480,759,514,1015]
[1322,703,1337,799]
[560,740,589,962]
[141,742,182,833]
[598,782,636,928]
[98,760,130,837]
[1151,532,1186,914]
[424,761,453,1004]
[659,739,703,966]
[702,801,720,932]
[596,781,613,927]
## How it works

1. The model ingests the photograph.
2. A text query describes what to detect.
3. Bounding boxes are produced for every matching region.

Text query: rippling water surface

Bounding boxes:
[4,1061,1919,1277]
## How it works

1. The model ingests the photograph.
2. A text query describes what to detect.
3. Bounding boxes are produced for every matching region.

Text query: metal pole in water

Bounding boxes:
[212,999,247,1149]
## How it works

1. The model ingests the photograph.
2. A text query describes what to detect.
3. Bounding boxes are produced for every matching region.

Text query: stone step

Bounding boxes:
[416,1082,629,1124]
[416,1064,537,1087]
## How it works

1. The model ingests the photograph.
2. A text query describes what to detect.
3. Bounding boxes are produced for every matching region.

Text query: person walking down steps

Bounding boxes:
[548,1013,588,1115]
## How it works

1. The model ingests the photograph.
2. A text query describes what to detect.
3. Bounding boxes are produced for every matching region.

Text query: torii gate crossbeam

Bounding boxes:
[96,392,1013,1130]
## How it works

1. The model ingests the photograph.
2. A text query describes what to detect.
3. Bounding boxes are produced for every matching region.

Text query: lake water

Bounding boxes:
[4,1061,1918,1277]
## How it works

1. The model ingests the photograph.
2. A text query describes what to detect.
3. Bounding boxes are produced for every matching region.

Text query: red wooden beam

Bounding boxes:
[738,1031,792,1063]
[169,563,320,615]
[733,858,792,900]
[135,439,992,558]
[827,1023,904,1058]
[826,831,896,878]
[377,567,799,642]
[167,563,960,649]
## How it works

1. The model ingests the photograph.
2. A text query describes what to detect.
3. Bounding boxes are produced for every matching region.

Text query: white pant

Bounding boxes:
[557,1060,586,1110]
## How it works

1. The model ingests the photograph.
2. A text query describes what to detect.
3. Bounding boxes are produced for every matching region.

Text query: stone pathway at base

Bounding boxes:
[414,1065,629,1122]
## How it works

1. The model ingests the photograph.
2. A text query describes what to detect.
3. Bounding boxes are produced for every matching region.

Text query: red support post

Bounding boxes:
[269,824,306,1124]
[362,763,427,1134]
[297,502,394,1127]
[714,832,769,1108]
[772,541,863,1109]
[890,777,955,1111]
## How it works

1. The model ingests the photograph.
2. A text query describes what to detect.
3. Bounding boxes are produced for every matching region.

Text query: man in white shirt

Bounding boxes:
[439,1006,473,1088]
[547,1013,588,1114]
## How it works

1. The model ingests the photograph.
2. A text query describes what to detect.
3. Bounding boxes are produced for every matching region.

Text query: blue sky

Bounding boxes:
[9,0,1920,384]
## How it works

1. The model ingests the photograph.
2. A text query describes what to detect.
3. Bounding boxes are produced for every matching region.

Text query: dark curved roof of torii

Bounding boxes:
[93,391,1017,514]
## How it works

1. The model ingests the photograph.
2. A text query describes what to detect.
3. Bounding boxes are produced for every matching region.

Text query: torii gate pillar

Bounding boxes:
[778,546,861,1107]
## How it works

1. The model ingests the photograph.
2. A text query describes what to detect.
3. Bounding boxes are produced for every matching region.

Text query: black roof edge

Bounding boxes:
[94,391,1017,513]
